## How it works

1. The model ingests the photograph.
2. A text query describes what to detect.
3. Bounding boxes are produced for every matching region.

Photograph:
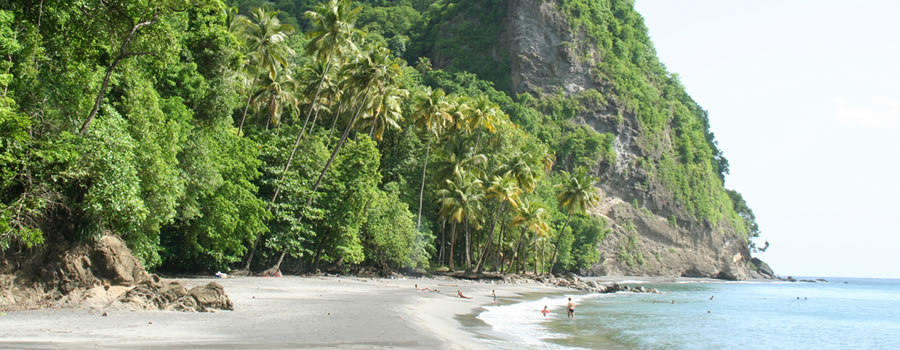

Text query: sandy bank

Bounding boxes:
[0,275,558,349]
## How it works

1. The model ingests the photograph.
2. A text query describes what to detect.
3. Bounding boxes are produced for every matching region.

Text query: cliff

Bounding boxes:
[423,0,752,280]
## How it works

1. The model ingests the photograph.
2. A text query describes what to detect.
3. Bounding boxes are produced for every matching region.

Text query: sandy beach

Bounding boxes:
[0,275,562,349]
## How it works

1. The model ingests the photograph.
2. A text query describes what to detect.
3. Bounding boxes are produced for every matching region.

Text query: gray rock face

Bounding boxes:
[427,0,753,280]
[503,0,751,280]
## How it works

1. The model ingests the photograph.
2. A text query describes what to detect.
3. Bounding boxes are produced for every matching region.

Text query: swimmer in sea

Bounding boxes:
[567,298,576,319]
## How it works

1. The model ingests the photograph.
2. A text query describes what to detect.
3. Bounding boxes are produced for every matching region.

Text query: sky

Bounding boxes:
[634,0,900,278]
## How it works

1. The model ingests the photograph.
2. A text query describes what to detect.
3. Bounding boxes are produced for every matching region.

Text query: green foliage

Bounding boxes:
[411,0,511,91]
[566,215,609,270]
[555,123,616,171]
[619,232,643,267]
[362,182,430,269]
[0,0,755,277]
[311,135,382,265]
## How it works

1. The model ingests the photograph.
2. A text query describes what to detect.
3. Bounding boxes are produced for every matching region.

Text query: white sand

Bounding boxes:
[0,275,561,349]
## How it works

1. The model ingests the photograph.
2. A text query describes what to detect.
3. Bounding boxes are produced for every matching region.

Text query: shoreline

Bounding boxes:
[0,274,760,349]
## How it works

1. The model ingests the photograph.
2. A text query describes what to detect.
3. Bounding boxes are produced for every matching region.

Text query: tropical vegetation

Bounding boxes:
[0,0,760,276]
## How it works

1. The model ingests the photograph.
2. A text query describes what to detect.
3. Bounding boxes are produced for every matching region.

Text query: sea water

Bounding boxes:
[471,278,900,349]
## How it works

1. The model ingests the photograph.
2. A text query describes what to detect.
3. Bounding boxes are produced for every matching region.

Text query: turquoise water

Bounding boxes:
[473,278,900,349]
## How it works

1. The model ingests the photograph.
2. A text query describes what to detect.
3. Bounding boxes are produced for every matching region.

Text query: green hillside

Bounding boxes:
[0,0,760,276]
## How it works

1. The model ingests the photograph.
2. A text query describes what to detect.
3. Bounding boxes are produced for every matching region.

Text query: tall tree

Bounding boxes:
[243,0,361,271]
[510,198,550,274]
[436,170,484,271]
[78,1,182,135]
[474,175,520,273]
[549,166,601,273]
[409,86,451,231]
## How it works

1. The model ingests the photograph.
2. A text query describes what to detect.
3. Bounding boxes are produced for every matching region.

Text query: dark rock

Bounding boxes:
[750,258,775,279]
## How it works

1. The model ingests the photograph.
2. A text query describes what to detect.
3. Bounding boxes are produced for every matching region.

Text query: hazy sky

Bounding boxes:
[634,1,900,278]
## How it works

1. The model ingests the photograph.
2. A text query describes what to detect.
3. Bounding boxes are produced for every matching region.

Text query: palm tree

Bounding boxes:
[298,0,361,140]
[297,60,336,138]
[360,84,408,141]
[234,7,296,136]
[415,56,431,78]
[502,151,539,194]
[307,45,398,202]
[436,171,485,271]
[242,1,356,271]
[263,0,360,207]
[548,166,601,273]
[474,175,521,273]
[410,86,452,231]
[510,198,550,274]
[250,67,299,130]
[467,95,500,133]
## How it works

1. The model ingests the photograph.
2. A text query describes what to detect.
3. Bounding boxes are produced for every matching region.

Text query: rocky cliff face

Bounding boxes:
[433,0,752,280]
[507,0,750,280]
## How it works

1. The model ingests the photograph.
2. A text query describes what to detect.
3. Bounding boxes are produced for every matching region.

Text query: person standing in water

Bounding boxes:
[541,306,550,317]
[567,297,576,319]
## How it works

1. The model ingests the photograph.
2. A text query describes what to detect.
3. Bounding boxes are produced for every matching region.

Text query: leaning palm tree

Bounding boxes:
[410,86,452,230]
[234,7,296,136]
[474,175,521,273]
[436,171,485,271]
[548,166,601,273]
[307,45,398,202]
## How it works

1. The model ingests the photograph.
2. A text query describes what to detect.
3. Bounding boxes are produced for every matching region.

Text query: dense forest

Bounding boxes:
[0,0,761,275]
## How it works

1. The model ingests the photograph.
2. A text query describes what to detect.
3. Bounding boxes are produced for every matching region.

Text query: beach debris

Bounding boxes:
[215,271,228,279]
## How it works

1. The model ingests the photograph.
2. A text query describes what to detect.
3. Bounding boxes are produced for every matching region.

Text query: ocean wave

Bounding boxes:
[476,293,607,348]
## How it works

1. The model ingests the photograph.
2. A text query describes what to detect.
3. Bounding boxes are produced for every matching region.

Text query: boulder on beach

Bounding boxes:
[0,235,233,312]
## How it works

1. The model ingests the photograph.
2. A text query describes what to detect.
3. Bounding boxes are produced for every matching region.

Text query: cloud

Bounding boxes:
[835,96,900,129]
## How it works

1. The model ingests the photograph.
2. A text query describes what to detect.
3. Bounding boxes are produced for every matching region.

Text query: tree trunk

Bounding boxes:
[464,221,472,270]
[548,212,573,274]
[448,221,457,271]
[242,234,261,270]
[438,220,446,265]
[327,102,345,148]
[243,67,334,271]
[494,221,505,272]
[307,85,371,206]
[236,77,258,137]
[475,204,504,273]
[508,229,527,273]
[80,14,157,135]
[416,140,431,231]
[295,60,331,141]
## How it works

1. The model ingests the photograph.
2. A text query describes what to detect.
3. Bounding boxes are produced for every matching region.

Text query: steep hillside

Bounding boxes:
[418,0,752,279]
